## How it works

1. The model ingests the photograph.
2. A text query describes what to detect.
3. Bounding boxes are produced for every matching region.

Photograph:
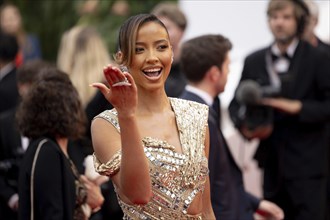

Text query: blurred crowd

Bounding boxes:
[0,0,329,220]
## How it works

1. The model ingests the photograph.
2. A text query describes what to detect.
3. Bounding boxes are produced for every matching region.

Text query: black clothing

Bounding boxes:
[18,138,76,220]
[0,67,19,114]
[165,63,186,97]
[229,40,330,220]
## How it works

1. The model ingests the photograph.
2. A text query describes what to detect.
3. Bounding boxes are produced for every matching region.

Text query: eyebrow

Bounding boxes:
[135,39,169,45]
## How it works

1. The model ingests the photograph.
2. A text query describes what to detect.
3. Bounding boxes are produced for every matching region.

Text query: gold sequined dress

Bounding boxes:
[93,98,209,220]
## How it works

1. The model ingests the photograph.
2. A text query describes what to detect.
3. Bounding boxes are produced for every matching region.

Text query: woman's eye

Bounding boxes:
[135,47,144,53]
[158,45,168,50]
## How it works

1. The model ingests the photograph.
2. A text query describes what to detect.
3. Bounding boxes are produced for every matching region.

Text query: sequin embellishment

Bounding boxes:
[93,98,209,219]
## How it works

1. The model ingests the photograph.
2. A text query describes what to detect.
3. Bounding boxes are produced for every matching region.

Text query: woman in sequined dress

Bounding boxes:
[91,14,215,220]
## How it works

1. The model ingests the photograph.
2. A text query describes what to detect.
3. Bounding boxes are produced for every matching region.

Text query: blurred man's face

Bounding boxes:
[268,4,297,44]
[0,6,22,35]
[303,15,317,41]
[158,16,184,63]
[216,52,230,93]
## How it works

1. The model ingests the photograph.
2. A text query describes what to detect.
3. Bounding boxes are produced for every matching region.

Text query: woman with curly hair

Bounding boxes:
[16,69,104,220]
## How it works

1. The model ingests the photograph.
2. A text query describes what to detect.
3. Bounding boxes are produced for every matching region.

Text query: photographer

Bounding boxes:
[228,0,330,219]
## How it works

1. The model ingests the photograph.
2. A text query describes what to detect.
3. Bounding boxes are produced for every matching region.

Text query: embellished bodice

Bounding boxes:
[93,98,209,219]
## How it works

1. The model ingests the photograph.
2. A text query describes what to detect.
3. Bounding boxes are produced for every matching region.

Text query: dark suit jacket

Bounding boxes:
[165,62,187,98]
[18,138,76,220]
[180,91,259,220]
[0,67,19,114]
[229,40,330,197]
[316,37,330,58]
[0,108,21,219]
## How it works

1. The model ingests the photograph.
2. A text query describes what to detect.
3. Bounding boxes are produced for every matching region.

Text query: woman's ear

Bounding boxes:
[115,51,123,63]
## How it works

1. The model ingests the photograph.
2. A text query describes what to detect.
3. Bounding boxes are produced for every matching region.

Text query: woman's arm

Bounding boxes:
[91,65,152,205]
[202,127,216,219]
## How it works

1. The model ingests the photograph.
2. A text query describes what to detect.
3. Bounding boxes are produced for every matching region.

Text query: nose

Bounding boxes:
[273,16,285,26]
[145,50,159,63]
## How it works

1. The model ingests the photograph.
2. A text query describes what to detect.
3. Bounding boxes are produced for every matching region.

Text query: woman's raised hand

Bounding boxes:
[91,64,138,117]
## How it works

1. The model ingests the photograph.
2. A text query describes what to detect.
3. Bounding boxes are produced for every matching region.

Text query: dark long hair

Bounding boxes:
[16,68,86,140]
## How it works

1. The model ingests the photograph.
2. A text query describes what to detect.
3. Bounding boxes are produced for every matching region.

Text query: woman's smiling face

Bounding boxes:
[129,21,173,91]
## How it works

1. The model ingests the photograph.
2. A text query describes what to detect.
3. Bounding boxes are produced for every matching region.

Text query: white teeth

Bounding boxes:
[144,68,161,72]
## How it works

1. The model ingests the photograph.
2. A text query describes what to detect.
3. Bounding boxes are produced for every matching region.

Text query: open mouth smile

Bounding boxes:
[142,68,162,78]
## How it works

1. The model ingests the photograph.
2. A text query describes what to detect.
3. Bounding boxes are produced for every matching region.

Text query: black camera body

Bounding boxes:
[0,149,25,188]
[235,80,278,131]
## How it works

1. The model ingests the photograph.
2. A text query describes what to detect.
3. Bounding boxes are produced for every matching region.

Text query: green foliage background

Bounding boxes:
[1,0,168,62]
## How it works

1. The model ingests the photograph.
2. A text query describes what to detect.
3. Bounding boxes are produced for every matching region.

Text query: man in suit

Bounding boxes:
[0,60,53,219]
[180,34,284,220]
[302,1,330,219]
[0,31,19,219]
[228,1,330,219]
[0,31,19,114]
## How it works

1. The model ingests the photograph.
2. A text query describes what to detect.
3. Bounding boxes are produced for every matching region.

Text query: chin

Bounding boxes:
[275,35,295,44]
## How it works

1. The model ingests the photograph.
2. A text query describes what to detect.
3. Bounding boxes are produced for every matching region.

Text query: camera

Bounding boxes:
[234,80,278,131]
[0,148,25,188]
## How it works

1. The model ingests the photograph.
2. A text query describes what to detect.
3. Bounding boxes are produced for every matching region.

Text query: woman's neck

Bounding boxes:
[137,89,171,115]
